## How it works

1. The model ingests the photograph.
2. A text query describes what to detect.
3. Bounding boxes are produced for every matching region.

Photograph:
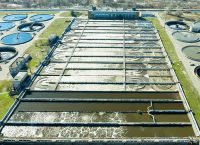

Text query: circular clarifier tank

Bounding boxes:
[0,46,18,62]
[165,21,189,30]
[172,31,199,43]
[182,46,200,61]
[1,32,33,45]
[30,14,54,22]
[191,21,200,33]
[194,66,200,79]
[18,22,45,32]
[0,22,15,31]
[3,14,27,21]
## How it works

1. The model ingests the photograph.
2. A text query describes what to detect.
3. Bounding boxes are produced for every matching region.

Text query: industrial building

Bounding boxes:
[0,10,199,144]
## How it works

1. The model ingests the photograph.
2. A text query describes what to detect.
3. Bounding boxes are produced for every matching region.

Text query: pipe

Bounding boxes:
[20,98,183,103]
[5,122,192,127]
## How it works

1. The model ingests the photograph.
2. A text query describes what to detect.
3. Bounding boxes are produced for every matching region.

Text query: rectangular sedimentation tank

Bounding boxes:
[0,18,199,145]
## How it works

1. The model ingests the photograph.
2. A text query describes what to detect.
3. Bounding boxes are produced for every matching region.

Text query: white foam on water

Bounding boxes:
[2,126,127,139]
[10,112,127,123]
